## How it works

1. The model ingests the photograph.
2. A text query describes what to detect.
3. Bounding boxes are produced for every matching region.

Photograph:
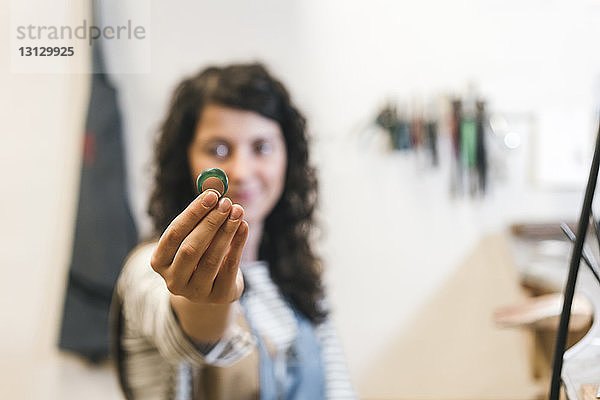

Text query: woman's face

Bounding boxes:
[188,104,287,225]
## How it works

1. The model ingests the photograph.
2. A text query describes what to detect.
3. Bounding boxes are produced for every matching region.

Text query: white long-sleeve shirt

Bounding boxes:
[115,241,357,399]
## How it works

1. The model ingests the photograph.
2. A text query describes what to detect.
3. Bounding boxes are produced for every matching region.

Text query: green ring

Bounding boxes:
[196,167,228,197]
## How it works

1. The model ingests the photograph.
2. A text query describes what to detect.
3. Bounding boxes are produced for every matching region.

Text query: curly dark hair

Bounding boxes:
[147,63,327,324]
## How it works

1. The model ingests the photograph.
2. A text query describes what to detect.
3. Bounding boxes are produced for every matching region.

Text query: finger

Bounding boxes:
[210,220,248,303]
[165,197,232,294]
[151,190,219,271]
[192,204,244,285]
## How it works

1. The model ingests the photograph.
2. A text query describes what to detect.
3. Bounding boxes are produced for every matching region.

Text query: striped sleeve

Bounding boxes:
[315,318,358,400]
[117,242,256,368]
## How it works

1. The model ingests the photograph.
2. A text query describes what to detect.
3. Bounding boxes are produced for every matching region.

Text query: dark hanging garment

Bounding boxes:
[58,41,138,363]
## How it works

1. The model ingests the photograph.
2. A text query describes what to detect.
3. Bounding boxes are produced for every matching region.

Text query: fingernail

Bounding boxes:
[201,190,218,207]
[218,197,231,212]
[229,205,243,221]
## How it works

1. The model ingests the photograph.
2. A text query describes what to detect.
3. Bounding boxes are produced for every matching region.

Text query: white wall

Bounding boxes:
[1,1,95,398]
[3,0,600,398]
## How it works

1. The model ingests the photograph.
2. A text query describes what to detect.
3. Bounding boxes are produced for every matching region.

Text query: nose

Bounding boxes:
[226,148,253,186]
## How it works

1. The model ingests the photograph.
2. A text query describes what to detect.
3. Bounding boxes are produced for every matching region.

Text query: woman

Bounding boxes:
[113,63,356,399]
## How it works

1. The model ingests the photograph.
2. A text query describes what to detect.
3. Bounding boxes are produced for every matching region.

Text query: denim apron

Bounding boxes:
[240,296,325,400]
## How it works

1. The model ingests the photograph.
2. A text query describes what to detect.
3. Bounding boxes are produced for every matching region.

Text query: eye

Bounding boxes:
[206,142,229,159]
[215,143,229,157]
[255,140,273,155]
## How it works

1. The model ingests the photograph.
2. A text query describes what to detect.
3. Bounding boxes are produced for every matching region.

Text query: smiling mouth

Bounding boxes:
[230,190,258,202]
